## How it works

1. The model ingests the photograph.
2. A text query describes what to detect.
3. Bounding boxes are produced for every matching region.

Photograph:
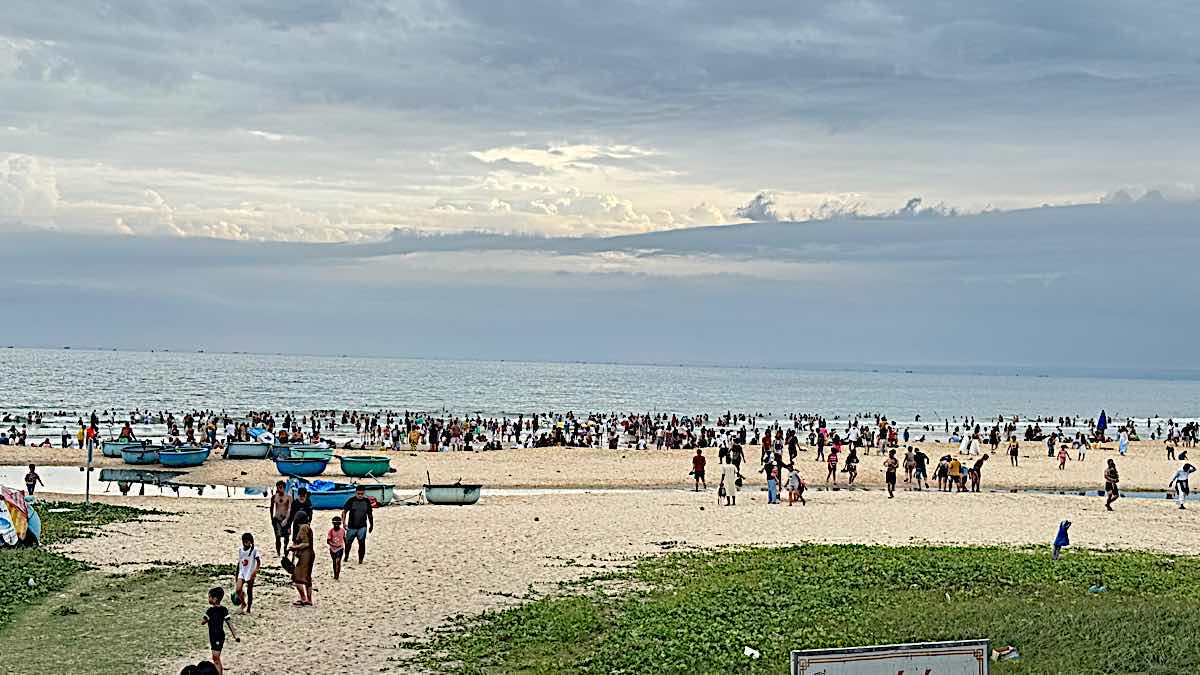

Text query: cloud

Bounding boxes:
[0,154,60,221]
[735,191,780,222]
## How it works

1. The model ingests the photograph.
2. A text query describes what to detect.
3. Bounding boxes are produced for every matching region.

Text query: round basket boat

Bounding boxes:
[338,455,392,478]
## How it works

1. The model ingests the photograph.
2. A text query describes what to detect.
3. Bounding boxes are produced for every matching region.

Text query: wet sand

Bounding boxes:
[48,484,1200,675]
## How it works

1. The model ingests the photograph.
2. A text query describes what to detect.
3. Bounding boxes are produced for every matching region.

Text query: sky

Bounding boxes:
[1,2,1198,369]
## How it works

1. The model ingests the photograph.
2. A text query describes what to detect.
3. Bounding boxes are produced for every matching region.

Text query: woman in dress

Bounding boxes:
[288,510,315,606]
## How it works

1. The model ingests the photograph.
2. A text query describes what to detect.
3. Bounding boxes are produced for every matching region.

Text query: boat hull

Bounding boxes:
[424,484,481,506]
[224,442,271,460]
[274,458,328,477]
[120,447,160,465]
[338,455,391,478]
[102,440,145,458]
[360,483,395,505]
[159,447,211,468]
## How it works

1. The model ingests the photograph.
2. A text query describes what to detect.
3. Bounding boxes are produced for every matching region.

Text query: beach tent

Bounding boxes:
[0,486,42,547]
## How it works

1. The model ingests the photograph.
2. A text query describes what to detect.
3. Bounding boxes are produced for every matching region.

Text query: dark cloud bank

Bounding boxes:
[3,200,1197,370]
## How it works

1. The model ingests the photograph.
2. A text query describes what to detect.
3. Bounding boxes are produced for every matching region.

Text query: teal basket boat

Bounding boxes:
[338,455,392,478]
[159,446,211,468]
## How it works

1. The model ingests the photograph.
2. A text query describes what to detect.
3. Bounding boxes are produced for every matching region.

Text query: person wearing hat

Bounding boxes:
[340,485,374,564]
[287,510,315,606]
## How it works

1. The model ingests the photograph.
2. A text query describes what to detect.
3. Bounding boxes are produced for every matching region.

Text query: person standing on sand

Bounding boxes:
[902,447,915,484]
[286,488,314,552]
[287,511,315,606]
[1008,436,1020,467]
[269,481,292,556]
[340,485,374,564]
[766,461,780,504]
[234,533,261,614]
[948,456,963,492]
[1104,459,1121,511]
[825,447,838,485]
[1119,429,1129,456]
[719,457,738,506]
[883,449,899,499]
[691,448,707,491]
[786,466,805,505]
[1168,464,1195,510]
[912,448,929,491]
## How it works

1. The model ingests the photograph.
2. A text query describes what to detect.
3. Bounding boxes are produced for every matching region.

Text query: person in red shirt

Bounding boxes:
[826,448,839,485]
[691,448,707,491]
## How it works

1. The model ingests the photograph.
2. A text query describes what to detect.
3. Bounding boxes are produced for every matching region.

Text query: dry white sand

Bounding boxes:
[51,484,1200,675]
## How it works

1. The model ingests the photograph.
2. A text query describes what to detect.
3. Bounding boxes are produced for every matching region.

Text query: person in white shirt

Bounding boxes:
[1169,464,1195,510]
[235,532,262,614]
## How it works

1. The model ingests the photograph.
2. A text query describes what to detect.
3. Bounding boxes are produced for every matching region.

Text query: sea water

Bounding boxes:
[2,347,1198,421]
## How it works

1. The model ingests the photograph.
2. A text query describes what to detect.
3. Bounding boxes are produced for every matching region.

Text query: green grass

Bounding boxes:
[0,565,253,674]
[0,501,244,674]
[0,501,151,631]
[403,545,1200,674]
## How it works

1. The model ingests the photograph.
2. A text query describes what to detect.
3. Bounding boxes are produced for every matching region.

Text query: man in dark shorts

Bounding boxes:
[883,449,899,498]
[691,448,707,491]
[912,448,929,491]
[341,485,374,564]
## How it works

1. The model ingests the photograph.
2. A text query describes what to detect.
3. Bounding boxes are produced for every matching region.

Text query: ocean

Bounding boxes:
[2,348,1198,421]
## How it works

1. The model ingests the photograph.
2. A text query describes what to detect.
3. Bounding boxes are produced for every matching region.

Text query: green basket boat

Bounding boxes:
[338,455,392,478]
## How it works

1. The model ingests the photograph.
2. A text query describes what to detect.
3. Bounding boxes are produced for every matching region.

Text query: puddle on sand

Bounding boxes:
[0,465,265,500]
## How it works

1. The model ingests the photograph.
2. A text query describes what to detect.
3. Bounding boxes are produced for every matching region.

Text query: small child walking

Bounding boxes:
[1057,446,1070,470]
[234,533,261,614]
[328,516,346,580]
[201,587,239,675]
[24,464,44,497]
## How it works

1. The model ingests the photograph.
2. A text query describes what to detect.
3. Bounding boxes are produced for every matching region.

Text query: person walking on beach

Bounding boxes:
[1057,445,1071,470]
[691,448,707,491]
[269,481,292,556]
[340,485,374,564]
[1104,459,1121,511]
[883,449,899,499]
[287,488,314,551]
[912,447,929,491]
[844,448,859,485]
[1118,429,1129,456]
[328,516,346,579]
[287,511,315,606]
[200,587,239,675]
[719,457,738,506]
[1008,437,1020,467]
[234,533,261,614]
[825,447,838,485]
[786,466,805,505]
[1169,464,1195,510]
[24,464,44,497]
[902,447,915,484]
[765,461,780,504]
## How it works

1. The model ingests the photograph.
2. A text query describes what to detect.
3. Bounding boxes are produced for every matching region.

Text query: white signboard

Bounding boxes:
[791,640,989,675]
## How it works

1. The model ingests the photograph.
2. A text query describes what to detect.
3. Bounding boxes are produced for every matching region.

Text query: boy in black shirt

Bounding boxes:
[201,587,239,674]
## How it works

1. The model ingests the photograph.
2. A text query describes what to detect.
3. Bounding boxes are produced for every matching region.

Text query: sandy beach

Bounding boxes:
[36,482,1198,675]
[5,438,1187,492]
